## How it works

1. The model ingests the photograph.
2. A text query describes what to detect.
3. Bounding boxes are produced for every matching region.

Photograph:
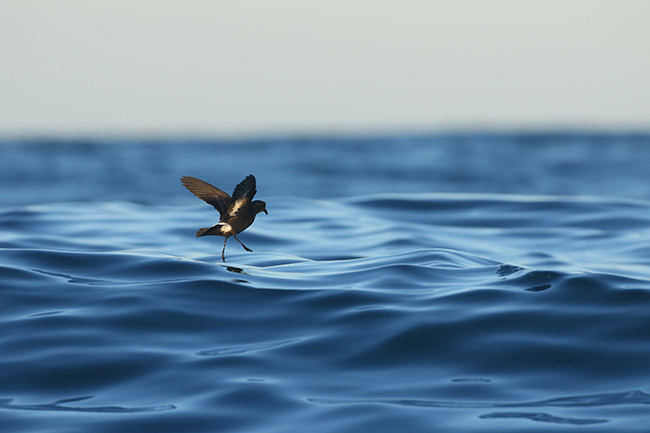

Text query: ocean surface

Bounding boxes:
[1,133,650,432]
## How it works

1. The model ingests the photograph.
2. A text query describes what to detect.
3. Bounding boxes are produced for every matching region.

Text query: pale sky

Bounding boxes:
[1,0,649,136]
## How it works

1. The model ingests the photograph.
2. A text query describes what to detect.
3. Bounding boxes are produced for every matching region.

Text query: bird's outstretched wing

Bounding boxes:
[181,176,231,218]
[227,174,257,217]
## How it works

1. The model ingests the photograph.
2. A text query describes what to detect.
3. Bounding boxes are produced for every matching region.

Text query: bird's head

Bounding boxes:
[252,200,268,215]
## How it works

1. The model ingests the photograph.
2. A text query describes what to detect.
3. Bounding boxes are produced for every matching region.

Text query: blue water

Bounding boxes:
[1,134,650,432]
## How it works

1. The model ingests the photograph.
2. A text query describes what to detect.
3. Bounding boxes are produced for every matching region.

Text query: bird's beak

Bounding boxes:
[263,209,268,215]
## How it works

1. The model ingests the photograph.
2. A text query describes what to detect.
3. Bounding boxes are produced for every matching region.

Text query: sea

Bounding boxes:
[1,133,649,432]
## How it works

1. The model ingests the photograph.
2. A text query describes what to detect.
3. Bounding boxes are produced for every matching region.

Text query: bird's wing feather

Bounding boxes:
[227,174,257,217]
[181,176,231,217]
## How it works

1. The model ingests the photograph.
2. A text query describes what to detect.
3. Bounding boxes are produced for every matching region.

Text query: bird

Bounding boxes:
[181,174,267,262]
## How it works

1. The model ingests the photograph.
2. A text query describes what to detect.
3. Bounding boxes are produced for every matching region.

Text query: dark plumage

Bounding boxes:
[181,175,268,261]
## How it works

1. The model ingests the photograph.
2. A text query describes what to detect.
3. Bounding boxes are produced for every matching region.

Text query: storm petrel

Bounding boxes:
[181,174,268,262]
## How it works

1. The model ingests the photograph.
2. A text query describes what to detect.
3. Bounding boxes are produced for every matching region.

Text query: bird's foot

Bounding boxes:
[233,235,253,252]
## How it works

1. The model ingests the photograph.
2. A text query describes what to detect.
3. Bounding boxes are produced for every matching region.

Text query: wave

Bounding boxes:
[1,194,650,432]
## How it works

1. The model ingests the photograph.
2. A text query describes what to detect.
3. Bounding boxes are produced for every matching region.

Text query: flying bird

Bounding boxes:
[181,174,268,262]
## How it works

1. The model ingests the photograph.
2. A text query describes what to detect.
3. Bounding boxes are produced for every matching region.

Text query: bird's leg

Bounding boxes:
[233,235,253,252]
[221,236,229,262]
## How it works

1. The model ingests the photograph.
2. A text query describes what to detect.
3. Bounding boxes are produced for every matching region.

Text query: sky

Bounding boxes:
[1,0,649,136]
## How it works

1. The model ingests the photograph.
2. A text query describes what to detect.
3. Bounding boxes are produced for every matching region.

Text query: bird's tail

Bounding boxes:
[196,221,232,237]
[196,227,214,237]
[197,223,229,237]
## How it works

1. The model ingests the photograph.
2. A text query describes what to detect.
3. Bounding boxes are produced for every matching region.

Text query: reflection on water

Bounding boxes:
[225,265,245,274]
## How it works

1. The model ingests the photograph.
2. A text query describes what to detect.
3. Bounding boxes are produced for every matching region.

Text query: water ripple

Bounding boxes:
[196,338,304,357]
[307,389,650,409]
[0,396,175,413]
[479,411,608,425]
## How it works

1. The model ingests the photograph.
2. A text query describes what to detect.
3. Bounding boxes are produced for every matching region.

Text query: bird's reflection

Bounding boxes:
[226,265,244,274]
[225,265,251,283]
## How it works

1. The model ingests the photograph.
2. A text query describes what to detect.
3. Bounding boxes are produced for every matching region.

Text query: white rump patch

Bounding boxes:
[216,222,233,235]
